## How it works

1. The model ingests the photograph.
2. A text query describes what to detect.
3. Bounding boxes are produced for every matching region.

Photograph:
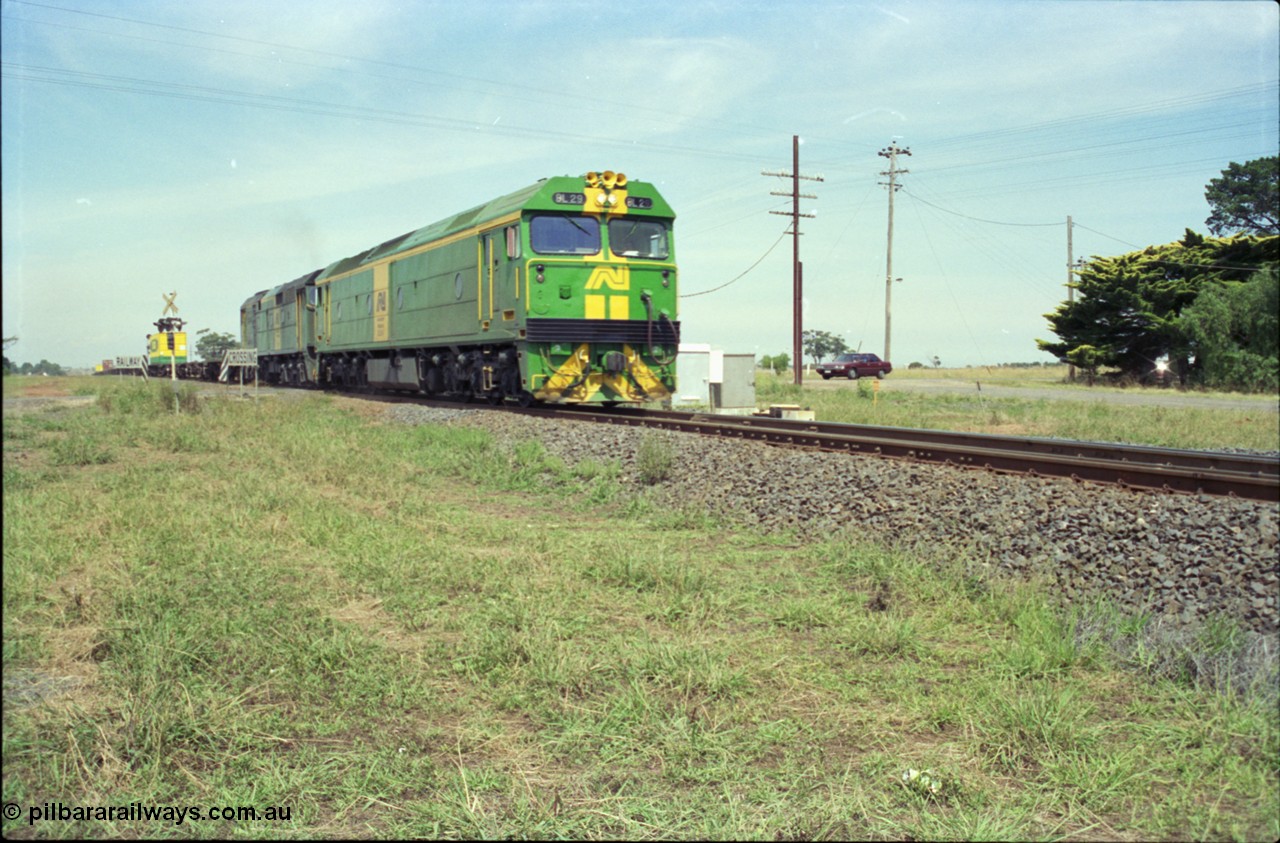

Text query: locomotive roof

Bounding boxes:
[313,174,674,284]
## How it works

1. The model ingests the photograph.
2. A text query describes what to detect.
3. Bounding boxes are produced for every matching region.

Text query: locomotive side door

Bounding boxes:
[296,287,320,382]
[481,231,496,330]
[484,226,519,335]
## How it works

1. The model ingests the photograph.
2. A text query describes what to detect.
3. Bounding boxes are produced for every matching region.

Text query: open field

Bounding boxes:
[3,376,1277,839]
[758,368,1280,452]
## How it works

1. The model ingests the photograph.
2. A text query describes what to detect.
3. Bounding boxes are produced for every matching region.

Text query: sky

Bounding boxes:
[3,0,1277,370]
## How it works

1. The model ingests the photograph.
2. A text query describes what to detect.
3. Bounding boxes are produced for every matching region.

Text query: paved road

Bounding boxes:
[806,376,1279,412]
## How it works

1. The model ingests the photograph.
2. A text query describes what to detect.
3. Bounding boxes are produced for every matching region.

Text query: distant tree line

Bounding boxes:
[1038,157,1279,392]
[5,359,68,376]
[0,337,67,376]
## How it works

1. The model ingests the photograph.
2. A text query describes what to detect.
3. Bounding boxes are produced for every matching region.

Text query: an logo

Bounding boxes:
[585,265,630,291]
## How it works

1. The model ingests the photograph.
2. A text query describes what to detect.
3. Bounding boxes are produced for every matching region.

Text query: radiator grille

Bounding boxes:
[525,318,681,346]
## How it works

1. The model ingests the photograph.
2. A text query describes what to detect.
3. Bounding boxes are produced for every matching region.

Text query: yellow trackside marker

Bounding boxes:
[585,295,606,320]
[609,295,629,320]
[585,265,630,291]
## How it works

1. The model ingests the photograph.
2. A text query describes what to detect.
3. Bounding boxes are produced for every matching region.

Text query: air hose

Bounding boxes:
[641,292,679,365]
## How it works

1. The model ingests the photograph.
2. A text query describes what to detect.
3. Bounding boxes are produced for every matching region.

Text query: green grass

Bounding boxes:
[756,368,1280,451]
[2,379,1277,839]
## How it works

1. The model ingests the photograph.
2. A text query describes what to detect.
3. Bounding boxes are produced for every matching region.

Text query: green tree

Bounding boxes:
[1064,344,1104,386]
[2,335,15,375]
[1178,267,1279,392]
[196,331,239,362]
[1205,156,1279,236]
[1037,232,1279,381]
[801,329,848,364]
[763,352,790,372]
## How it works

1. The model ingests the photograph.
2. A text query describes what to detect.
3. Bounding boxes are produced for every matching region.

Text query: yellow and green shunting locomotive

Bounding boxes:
[146,317,189,377]
[240,171,679,404]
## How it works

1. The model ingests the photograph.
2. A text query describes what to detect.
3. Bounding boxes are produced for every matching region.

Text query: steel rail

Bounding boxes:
[524,404,1280,502]
[344,392,1278,502]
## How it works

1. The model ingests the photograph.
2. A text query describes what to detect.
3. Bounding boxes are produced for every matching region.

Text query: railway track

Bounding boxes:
[334,389,1279,502]
[515,403,1280,503]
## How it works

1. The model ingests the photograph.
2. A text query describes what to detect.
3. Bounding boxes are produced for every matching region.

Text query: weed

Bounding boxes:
[635,432,675,484]
[47,434,114,466]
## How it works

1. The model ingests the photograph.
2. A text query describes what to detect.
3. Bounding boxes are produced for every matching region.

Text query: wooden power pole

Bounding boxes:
[764,135,822,385]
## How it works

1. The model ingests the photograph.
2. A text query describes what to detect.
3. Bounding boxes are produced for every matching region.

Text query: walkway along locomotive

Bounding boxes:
[240,171,680,404]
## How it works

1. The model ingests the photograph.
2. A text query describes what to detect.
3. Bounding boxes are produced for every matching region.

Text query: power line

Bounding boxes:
[904,187,994,365]
[923,81,1279,151]
[0,61,772,164]
[2,2,791,146]
[901,188,1063,227]
[1068,222,1143,250]
[902,149,1277,204]
[680,228,790,299]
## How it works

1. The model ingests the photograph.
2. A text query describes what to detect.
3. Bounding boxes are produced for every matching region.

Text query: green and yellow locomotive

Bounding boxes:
[241,171,679,404]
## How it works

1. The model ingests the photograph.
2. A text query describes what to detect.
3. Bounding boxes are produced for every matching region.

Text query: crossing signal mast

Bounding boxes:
[878,142,910,365]
[763,135,823,385]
